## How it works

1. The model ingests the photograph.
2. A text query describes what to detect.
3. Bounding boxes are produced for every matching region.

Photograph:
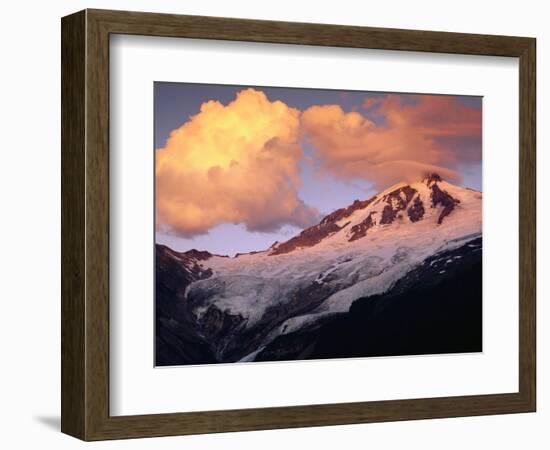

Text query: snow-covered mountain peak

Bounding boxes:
[156,174,482,363]
[268,175,481,256]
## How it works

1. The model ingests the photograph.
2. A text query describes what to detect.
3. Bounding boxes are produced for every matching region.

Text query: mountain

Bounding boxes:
[155,174,482,365]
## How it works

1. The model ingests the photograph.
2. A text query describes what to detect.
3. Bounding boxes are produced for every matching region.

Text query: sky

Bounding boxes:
[155,82,482,255]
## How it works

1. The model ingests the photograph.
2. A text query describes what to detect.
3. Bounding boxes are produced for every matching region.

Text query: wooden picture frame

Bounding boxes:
[61,9,536,441]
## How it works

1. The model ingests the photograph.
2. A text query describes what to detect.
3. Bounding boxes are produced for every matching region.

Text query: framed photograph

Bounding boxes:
[61,9,536,440]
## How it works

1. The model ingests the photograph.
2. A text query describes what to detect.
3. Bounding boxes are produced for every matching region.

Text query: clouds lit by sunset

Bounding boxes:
[155,84,482,245]
[156,89,319,237]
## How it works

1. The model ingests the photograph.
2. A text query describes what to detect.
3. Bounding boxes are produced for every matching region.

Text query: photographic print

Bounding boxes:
[154,83,482,366]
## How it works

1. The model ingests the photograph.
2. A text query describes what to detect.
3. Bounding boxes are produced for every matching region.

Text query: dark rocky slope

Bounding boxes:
[155,245,217,366]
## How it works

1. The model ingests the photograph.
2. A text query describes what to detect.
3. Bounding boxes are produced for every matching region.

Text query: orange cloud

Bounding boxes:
[302,95,481,188]
[156,89,319,237]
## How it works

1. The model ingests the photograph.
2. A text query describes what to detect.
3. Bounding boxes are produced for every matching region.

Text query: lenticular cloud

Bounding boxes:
[301,94,481,189]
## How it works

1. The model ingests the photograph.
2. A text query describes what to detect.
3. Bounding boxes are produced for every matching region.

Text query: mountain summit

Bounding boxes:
[269,173,477,256]
[156,175,482,365]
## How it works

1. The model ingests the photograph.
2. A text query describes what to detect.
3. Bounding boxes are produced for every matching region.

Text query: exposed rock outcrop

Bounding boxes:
[348,212,376,242]
[431,182,460,224]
